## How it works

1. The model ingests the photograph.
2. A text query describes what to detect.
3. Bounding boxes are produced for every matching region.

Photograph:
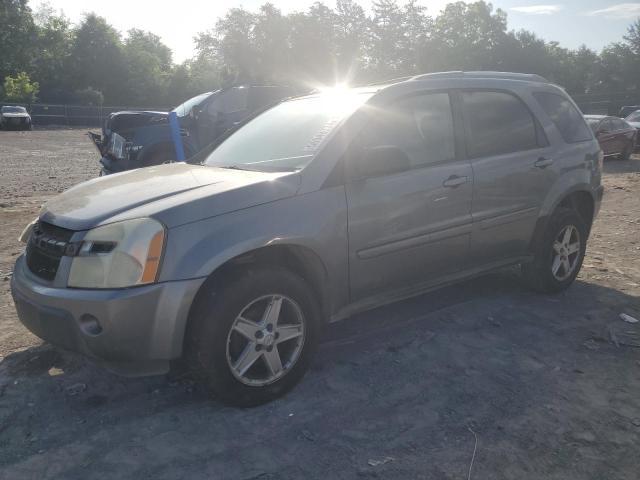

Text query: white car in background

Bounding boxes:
[0,105,32,131]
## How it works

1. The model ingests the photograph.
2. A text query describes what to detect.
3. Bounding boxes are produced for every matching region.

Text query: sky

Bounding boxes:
[33,0,640,63]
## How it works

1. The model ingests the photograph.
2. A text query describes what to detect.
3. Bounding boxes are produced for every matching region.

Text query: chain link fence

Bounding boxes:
[1,102,169,127]
[573,92,640,116]
[3,90,640,128]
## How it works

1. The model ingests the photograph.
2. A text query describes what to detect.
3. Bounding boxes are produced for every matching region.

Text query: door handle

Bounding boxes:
[442,175,468,188]
[534,157,554,169]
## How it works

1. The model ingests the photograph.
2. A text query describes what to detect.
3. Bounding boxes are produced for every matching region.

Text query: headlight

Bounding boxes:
[68,218,165,289]
[19,218,37,243]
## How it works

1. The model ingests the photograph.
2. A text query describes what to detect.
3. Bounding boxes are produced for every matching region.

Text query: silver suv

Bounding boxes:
[11,72,603,406]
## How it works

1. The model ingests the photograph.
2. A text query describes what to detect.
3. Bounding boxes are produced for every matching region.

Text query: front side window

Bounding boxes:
[172,92,212,117]
[359,92,456,168]
[462,90,539,158]
[207,88,249,115]
[533,92,592,143]
[204,91,373,172]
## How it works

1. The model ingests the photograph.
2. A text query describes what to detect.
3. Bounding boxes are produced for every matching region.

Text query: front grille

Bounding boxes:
[25,221,75,281]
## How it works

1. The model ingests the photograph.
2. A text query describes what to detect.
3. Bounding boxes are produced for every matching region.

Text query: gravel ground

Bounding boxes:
[0,129,639,480]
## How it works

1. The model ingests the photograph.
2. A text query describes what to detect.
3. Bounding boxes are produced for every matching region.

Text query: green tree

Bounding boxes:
[0,0,36,81]
[623,18,640,55]
[74,86,104,105]
[252,3,290,82]
[3,72,39,103]
[31,2,73,103]
[334,0,369,81]
[122,29,173,105]
[367,0,406,77]
[67,14,126,104]
[288,3,337,85]
[425,1,509,72]
[195,7,256,84]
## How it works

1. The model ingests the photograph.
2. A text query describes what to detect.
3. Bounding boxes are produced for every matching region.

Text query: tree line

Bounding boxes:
[1,0,640,107]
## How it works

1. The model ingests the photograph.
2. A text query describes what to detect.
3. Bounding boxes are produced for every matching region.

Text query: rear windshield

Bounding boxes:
[1,106,26,113]
[533,92,593,143]
[204,91,373,172]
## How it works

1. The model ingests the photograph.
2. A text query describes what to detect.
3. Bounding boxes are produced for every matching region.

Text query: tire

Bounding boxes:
[522,208,588,293]
[185,267,321,407]
[618,141,633,161]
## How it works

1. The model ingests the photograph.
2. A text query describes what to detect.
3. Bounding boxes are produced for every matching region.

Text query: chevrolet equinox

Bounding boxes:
[11,72,604,406]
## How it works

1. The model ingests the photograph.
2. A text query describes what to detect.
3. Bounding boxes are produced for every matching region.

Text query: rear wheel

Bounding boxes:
[522,208,587,293]
[186,267,321,407]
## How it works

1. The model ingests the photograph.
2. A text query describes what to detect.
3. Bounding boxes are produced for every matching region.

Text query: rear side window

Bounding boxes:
[208,89,248,115]
[461,90,539,158]
[533,92,592,143]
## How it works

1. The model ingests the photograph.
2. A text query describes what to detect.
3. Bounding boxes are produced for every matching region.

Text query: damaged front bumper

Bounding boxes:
[88,131,131,175]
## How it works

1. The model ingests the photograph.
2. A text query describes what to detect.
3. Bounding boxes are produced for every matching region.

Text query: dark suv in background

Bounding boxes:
[91,85,297,175]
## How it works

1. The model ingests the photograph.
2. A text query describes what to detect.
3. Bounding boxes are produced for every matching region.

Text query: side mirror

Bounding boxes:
[348,145,411,181]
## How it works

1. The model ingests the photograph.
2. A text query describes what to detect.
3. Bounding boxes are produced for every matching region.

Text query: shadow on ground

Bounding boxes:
[1,271,639,480]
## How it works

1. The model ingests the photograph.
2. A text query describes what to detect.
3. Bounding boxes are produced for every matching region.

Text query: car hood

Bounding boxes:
[106,110,168,134]
[627,121,640,129]
[40,163,300,230]
[2,112,29,118]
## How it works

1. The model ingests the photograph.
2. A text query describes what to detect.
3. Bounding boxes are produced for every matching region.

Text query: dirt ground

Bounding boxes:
[0,129,639,480]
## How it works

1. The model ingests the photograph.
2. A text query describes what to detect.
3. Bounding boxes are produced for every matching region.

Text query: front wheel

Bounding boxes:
[522,208,587,293]
[186,267,321,407]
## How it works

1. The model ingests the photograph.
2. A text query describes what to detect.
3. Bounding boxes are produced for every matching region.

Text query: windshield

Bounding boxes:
[585,118,601,132]
[1,106,26,113]
[204,91,374,172]
[626,111,640,122]
[172,92,212,117]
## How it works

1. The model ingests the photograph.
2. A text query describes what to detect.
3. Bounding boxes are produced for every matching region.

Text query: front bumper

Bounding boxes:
[11,255,205,376]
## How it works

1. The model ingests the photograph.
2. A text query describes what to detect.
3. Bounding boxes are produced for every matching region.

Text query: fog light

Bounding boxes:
[79,314,102,335]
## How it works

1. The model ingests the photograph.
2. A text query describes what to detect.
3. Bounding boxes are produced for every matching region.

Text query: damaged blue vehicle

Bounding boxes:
[90,85,296,175]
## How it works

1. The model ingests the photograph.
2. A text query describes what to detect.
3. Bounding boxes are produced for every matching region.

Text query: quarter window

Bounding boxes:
[533,92,592,143]
[361,92,456,168]
[461,90,539,158]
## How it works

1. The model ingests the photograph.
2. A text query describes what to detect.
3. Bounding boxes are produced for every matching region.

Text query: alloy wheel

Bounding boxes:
[551,225,581,281]
[226,294,306,386]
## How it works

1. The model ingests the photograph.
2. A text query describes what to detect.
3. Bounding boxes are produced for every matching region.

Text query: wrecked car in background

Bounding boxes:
[0,106,32,130]
[89,85,297,175]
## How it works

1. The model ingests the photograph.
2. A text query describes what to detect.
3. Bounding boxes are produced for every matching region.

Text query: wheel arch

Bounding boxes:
[180,243,331,359]
[530,187,596,252]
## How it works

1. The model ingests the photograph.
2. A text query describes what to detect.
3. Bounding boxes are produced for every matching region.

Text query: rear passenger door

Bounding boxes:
[345,91,473,301]
[460,89,556,265]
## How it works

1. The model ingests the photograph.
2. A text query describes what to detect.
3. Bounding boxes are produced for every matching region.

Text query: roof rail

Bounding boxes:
[362,75,416,87]
[410,71,549,83]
